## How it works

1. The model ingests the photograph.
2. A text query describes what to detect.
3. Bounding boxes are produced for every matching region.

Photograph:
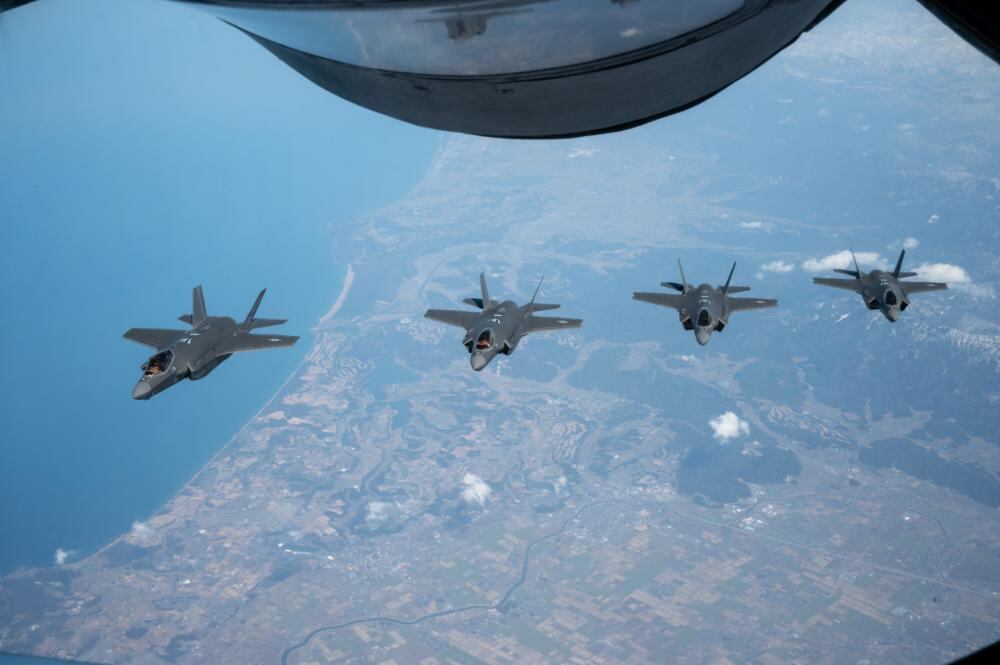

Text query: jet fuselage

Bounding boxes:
[857,270,908,322]
[466,300,523,371]
[132,316,239,399]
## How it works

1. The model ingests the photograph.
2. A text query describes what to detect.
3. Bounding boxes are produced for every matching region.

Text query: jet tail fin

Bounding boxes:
[525,276,544,315]
[239,289,284,331]
[850,247,863,280]
[677,260,688,294]
[192,285,208,326]
[242,289,266,330]
[479,272,491,310]
[721,262,737,293]
[892,249,906,278]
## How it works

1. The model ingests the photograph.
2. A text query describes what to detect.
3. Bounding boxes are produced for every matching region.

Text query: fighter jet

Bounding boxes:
[123,286,298,400]
[812,249,948,322]
[633,261,778,345]
[424,273,582,371]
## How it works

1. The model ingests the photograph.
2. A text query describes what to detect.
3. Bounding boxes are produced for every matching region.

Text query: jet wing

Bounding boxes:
[122,328,187,349]
[812,277,862,292]
[902,281,949,294]
[224,332,299,353]
[521,315,582,334]
[633,292,685,310]
[424,309,480,330]
[727,297,778,312]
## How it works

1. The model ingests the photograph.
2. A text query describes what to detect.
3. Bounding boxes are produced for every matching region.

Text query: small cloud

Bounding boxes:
[739,221,764,230]
[366,502,391,525]
[760,260,795,274]
[54,548,74,566]
[461,473,492,506]
[902,237,920,250]
[897,123,915,132]
[928,213,940,224]
[913,262,969,284]
[817,108,829,117]
[567,148,597,159]
[130,521,155,547]
[709,412,750,441]
[801,250,884,273]
[910,262,992,298]
[835,313,850,323]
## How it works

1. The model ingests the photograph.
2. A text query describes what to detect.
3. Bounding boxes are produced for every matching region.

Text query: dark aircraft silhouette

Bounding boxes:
[123,286,298,400]
[812,249,948,322]
[168,0,998,139]
[425,273,582,371]
[4,1,996,138]
[633,261,777,346]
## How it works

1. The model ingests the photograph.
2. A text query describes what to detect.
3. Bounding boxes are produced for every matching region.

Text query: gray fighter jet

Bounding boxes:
[425,273,582,371]
[633,261,778,346]
[123,286,298,400]
[812,249,948,322]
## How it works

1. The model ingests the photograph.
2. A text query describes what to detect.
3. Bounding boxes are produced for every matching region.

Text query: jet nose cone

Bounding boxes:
[695,330,711,346]
[886,309,901,322]
[132,381,152,400]
[470,354,489,371]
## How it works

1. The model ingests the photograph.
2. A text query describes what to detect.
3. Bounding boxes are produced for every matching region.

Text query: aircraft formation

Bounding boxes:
[124,250,949,398]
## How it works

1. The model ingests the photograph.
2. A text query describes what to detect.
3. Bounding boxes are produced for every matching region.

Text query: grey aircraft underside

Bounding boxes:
[123,286,298,399]
[812,249,948,322]
[633,261,778,345]
[425,273,582,371]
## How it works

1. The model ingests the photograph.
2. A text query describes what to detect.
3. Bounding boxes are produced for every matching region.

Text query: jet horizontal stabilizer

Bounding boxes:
[178,314,194,325]
[462,297,485,309]
[896,271,918,279]
[660,281,686,292]
[529,303,560,312]
[248,317,287,329]
[833,269,861,277]
[723,286,752,293]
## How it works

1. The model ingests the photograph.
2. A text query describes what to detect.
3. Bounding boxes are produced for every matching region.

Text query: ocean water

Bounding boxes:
[0,0,441,575]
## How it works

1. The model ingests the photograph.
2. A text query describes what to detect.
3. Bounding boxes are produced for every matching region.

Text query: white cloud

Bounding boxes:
[366,501,391,525]
[911,263,993,299]
[903,237,920,250]
[709,412,750,441]
[760,260,795,274]
[130,521,155,547]
[739,221,764,230]
[801,250,883,273]
[54,548,74,566]
[927,214,940,225]
[461,473,492,506]
[913,262,969,284]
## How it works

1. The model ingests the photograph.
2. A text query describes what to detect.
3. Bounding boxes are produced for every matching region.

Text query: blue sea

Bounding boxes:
[0,0,441,578]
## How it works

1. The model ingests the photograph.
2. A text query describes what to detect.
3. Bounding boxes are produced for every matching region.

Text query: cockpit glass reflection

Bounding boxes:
[201,0,747,76]
[476,330,494,350]
[697,309,712,327]
[142,349,173,377]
